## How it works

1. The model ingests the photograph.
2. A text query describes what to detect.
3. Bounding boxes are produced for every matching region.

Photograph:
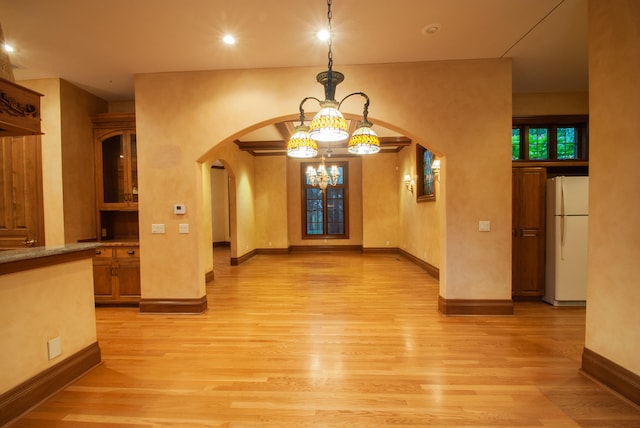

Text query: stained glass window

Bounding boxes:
[557,127,577,159]
[528,128,549,160]
[512,128,521,160]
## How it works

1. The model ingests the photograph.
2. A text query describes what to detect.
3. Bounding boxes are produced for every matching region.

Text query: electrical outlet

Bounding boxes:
[479,220,491,232]
[179,223,189,234]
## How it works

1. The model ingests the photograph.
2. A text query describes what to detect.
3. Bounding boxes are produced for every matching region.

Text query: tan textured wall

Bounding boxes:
[398,141,442,267]
[20,79,65,246]
[210,166,230,243]
[204,140,257,260]
[512,92,589,116]
[0,259,97,393]
[60,80,107,243]
[134,59,512,303]
[362,152,400,249]
[255,156,288,249]
[586,0,640,375]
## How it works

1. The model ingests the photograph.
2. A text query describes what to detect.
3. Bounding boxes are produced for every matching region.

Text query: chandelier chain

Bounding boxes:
[327,0,333,71]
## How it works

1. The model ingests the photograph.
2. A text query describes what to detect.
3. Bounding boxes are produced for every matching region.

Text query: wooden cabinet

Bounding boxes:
[512,167,546,298]
[92,113,140,306]
[0,135,44,248]
[93,244,140,305]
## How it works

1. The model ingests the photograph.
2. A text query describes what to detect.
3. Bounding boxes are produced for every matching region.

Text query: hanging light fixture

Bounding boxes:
[287,0,380,158]
[306,155,340,191]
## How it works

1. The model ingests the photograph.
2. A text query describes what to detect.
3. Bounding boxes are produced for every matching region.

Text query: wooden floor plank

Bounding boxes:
[7,249,640,427]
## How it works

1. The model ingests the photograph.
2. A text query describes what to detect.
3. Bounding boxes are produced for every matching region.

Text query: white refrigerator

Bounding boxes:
[544,176,589,306]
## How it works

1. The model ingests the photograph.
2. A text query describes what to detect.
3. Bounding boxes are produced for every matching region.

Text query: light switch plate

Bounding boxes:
[479,220,491,232]
[151,224,165,234]
[179,223,189,234]
[48,336,62,360]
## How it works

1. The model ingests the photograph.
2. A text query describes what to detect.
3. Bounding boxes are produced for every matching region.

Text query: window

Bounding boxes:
[302,161,348,239]
[512,116,588,161]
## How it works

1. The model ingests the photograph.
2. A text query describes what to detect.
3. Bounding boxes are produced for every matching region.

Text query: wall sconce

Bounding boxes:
[403,174,414,192]
[431,159,441,182]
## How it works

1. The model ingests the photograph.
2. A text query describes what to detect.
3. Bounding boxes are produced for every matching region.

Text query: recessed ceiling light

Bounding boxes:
[3,43,15,53]
[421,24,440,35]
[317,29,330,41]
[222,34,236,45]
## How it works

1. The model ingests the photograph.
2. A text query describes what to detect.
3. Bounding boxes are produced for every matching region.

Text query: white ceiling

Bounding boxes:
[1,0,588,102]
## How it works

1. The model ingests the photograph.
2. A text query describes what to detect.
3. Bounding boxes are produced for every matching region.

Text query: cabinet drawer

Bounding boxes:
[116,247,139,259]
[93,248,113,258]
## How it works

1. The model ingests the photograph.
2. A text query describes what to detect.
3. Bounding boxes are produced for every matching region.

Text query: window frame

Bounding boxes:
[300,160,349,240]
[512,115,589,162]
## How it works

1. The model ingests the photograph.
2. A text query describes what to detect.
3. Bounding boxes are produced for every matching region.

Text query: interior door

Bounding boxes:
[0,135,45,249]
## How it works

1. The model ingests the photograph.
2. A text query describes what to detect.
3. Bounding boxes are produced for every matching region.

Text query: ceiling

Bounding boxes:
[0,0,588,155]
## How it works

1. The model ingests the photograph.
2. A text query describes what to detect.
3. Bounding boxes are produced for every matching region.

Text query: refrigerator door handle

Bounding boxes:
[560,177,566,260]
[560,215,566,260]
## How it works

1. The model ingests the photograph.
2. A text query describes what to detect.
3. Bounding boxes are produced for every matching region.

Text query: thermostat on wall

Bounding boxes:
[174,204,186,215]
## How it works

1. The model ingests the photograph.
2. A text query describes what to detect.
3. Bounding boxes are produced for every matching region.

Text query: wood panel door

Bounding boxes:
[512,167,546,298]
[0,135,44,248]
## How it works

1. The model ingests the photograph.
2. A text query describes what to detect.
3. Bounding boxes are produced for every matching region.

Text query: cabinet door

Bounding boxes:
[115,247,140,299]
[0,136,45,248]
[93,250,115,299]
[512,167,546,297]
[97,131,137,209]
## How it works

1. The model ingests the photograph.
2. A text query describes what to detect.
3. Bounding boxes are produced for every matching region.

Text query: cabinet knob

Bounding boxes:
[95,250,102,255]
[127,250,135,255]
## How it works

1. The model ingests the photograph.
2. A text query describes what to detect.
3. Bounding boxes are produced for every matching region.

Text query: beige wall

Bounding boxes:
[256,156,288,249]
[60,80,108,243]
[586,0,640,375]
[210,166,230,244]
[0,259,97,393]
[134,59,512,303]
[362,152,400,249]
[512,92,589,116]
[398,142,442,267]
[21,79,65,246]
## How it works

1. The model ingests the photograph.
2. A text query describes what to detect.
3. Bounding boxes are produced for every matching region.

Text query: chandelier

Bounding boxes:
[306,156,340,191]
[287,0,380,158]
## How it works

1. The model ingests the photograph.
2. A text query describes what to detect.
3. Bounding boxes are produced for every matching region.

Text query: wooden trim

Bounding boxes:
[256,248,289,255]
[139,295,208,314]
[581,347,640,406]
[398,249,440,279]
[288,245,362,253]
[231,249,257,266]
[438,296,514,315]
[0,341,101,426]
[205,269,215,283]
[362,247,399,254]
[0,248,96,276]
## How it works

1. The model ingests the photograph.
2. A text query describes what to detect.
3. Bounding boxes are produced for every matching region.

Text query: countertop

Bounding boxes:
[0,242,103,266]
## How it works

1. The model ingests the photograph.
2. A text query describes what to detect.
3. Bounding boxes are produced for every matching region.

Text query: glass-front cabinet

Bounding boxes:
[100,131,138,207]
[92,112,139,241]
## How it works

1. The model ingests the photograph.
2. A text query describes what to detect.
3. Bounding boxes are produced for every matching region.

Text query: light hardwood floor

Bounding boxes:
[8,248,640,427]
